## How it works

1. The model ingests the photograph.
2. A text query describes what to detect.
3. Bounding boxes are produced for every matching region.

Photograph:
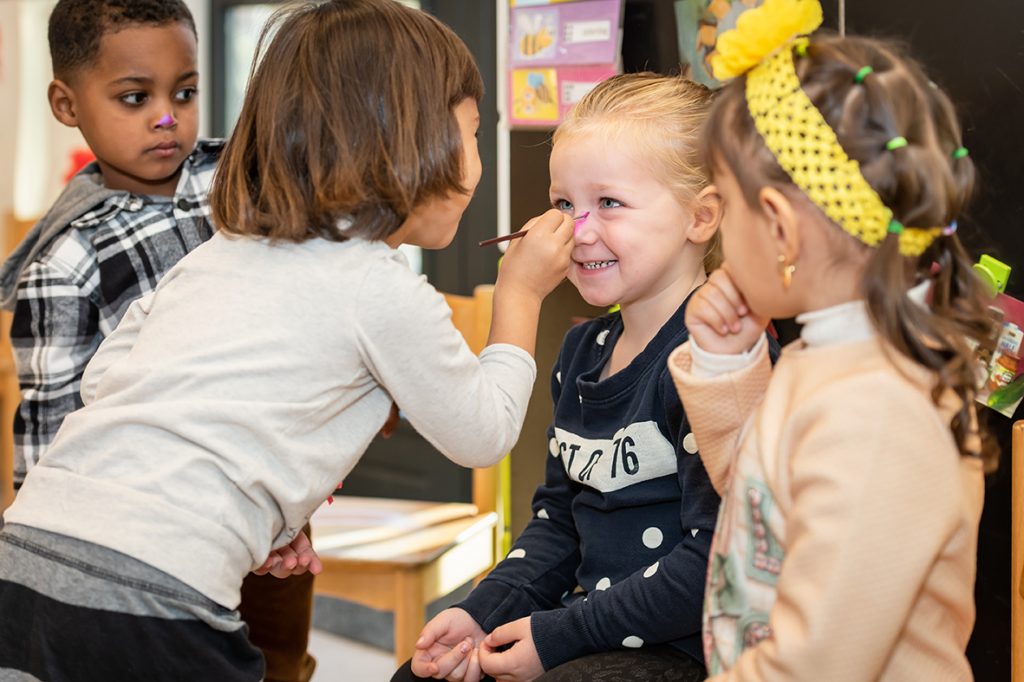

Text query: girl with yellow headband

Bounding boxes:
[668,0,996,679]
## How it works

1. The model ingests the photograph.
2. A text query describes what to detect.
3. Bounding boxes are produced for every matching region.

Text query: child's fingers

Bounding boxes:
[701,285,743,334]
[483,621,519,648]
[706,267,749,316]
[464,648,483,682]
[275,544,299,570]
[691,291,731,336]
[253,553,277,575]
[445,648,472,681]
[430,636,473,679]
[410,648,440,677]
[476,639,508,677]
[516,209,567,242]
[554,212,575,246]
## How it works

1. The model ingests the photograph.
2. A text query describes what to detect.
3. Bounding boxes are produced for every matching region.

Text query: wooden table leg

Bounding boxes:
[394,567,426,668]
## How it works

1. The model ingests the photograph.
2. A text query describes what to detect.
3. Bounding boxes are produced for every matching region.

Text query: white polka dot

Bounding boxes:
[691,528,699,538]
[642,527,664,549]
[682,432,698,454]
[622,636,644,648]
[556,371,562,384]
[549,438,559,457]
[596,330,610,346]
[595,577,612,590]
[643,562,659,578]
[507,548,526,559]
[537,508,550,519]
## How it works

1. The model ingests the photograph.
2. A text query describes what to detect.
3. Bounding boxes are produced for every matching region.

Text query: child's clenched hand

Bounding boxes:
[685,265,768,355]
[253,530,323,578]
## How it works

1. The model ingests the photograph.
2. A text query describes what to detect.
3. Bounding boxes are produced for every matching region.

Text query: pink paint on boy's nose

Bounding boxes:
[156,114,175,128]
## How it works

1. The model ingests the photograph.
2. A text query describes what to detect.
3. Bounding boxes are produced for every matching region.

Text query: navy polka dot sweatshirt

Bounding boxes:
[458,296,728,671]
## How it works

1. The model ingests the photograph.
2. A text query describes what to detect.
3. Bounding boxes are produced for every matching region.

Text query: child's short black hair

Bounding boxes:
[49,0,197,81]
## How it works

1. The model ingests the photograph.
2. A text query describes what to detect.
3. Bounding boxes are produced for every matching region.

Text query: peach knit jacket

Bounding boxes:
[668,336,984,681]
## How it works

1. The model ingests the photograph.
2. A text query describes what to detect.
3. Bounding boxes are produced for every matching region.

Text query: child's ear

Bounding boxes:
[48,79,79,128]
[686,184,722,245]
[758,186,800,263]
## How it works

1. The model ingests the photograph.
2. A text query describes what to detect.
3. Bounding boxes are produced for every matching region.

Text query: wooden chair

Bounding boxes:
[310,284,510,665]
[1013,420,1023,682]
[0,214,36,512]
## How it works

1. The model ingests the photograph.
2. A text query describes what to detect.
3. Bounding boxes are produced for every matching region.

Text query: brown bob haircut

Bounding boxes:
[211,0,484,242]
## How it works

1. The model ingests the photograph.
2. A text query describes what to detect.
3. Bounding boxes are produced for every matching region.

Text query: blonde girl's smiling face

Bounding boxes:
[548,131,705,310]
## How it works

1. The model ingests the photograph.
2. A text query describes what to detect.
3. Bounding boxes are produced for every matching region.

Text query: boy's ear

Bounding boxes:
[758,186,800,263]
[48,79,79,128]
[686,184,722,245]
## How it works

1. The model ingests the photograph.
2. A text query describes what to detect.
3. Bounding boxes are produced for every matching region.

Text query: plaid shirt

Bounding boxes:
[8,140,223,488]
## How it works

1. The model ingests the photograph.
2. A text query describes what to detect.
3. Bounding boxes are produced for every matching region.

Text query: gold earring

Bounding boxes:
[777,253,796,290]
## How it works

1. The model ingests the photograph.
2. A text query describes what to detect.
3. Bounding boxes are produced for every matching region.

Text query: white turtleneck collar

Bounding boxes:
[796,299,876,347]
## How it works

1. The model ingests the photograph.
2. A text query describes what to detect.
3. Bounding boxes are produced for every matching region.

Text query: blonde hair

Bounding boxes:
[554,73,721,270]
[704,35,997,469]
[211,0,483,243]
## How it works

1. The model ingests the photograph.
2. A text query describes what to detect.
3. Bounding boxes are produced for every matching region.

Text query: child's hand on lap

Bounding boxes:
[686,265,768,355]
[411,607,486,681]
[478,616,544,682]
[253,530,323,578]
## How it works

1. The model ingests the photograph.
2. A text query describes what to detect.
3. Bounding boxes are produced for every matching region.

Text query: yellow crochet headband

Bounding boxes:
[710,0,942,257]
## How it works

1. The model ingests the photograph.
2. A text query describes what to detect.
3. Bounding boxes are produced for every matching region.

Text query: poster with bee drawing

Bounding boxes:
[512,8,559,63]
[510,64,617,127]
[511,69,560,123]
[510,0,623,68]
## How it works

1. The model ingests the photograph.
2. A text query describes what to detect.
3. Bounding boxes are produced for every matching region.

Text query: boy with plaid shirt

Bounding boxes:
[0,1,314,680]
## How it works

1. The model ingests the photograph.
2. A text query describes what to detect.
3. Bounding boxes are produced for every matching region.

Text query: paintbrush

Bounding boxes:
[478,212,589,247]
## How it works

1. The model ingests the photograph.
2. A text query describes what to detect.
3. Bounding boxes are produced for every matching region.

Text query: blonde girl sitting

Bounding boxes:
[401,72,763,682]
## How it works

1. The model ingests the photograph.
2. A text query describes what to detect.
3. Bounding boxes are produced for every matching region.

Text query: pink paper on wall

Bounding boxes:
[510,0,623,68]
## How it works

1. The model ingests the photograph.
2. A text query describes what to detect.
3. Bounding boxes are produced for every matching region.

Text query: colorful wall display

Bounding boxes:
[507,0,623,128]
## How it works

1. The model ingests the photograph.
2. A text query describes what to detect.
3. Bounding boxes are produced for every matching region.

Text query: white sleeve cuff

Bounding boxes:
[689,334,767,378]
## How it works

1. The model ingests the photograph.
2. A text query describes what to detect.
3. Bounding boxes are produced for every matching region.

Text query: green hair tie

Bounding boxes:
[854,66,874,83]
[885,136,908,151]
[887,219,904,235]
[795,42,809,57]
[952,146,969,159]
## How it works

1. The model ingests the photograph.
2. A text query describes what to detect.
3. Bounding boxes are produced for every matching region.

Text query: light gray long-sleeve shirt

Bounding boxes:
[4,231,536,608]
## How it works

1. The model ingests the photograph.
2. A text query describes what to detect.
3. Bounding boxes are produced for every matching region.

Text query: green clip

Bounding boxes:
[795,42,809,57]
[952,146,969,159]
[854,66,874,83]
[885,136,908,151]
[887,219,904,235]
[972,254,1011,295]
